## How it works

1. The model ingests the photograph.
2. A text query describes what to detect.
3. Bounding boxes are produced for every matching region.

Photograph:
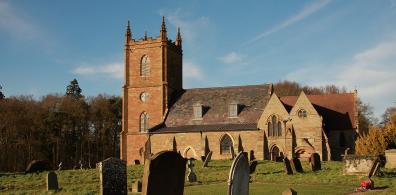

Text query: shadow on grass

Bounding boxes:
[257,170,283,175]
[374,185,389,190]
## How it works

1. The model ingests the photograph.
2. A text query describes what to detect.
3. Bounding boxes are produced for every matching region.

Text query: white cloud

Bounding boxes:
[246,0,331,45]
[0,1,40,40]
[219,52,245,64]
[73,63,123,79]
[286,37,396,117]
[183,61,204,81]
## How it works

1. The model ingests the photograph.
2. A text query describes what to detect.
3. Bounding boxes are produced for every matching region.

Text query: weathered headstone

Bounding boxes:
[228,152,249,195]
[98,157,127,195]
[203,151,213,167]
[141,151,186,195]
[131,180,142,193]
[385,149,396,169]
[282,188,297,195]
[25,160,51,173]
[283,157,293,175]
[310,153,321,171]
[368,159,380,178]
[249,160,258,174]
[230,145,236,160]
[187,158,197,183]
[46,171,59,191]
[291,158,303,173]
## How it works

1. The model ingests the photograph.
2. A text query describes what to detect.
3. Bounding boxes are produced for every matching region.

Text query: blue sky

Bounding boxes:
[1,0,396,117]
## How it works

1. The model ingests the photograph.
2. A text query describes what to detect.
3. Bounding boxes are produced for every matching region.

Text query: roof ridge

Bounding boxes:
[185,83,270,90]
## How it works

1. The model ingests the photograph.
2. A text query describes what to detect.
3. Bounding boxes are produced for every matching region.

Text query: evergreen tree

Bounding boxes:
[0,85,4,100]
[66,79,83,98]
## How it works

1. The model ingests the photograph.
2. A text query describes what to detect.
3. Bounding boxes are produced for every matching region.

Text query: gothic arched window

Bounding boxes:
[220,134,233,154]
[268,122,273,137]
[268,115,282,137]
[140,55,150,76]
[140,112,149,132]
[272,115,278,136]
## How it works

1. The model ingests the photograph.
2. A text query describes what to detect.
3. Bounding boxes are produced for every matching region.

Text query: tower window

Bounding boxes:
[298,109,307,118]
[140,112,149,132]
[228,103,238,118]
[140,55,150,77]
[193,103,203,120]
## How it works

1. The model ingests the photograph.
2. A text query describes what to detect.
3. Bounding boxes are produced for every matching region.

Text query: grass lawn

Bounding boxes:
[1,160,395,194]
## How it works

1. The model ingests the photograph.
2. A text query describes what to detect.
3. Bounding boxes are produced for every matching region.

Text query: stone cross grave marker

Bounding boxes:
[291,158,303,173]
[98,157,127,195]
[187,158,197,183]
[203,151,213,167]
[228,152,249,195]
[141,151,186,195]
[46,171,59,191]
[310,153,321,171]
[283,157,294,175]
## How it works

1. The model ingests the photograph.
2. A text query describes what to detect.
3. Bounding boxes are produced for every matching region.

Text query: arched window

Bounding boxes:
[140,112,149,132]
[298,109,307,118]
[140,55,150,76]
[220,134,233,154]
[268,115,282,137]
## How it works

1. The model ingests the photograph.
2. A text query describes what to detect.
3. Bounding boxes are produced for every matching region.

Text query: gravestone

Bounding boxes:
[98,157,127,195]
[25,160,51,173]
[187,158,197,183]
[249,160,258,174]
[46,171,59,191]
[131,180,142,193]
[230,145,236,160]
[203,151,213,167]
[368,159,380,178]
[141,151,186,195]
[249,150,256,162]
[343,155,379,175]
[228,152,249,195]
[310,153,321,171]
[282,188,297,195]
[385,149,396,169]
[291,158,303,173]
[283,157,293,175]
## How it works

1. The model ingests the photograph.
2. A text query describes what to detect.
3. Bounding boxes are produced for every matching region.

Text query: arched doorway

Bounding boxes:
[270,145,283,161]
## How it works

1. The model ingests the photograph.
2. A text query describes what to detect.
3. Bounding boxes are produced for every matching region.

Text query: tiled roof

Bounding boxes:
[150,84,271,133]
[280,93,357,131]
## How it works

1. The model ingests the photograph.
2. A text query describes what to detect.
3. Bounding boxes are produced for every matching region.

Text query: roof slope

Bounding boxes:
[151,84,271,133]
[280,93,357,131]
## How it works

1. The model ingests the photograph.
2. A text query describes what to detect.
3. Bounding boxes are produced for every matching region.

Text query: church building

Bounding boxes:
[120,18,359,165]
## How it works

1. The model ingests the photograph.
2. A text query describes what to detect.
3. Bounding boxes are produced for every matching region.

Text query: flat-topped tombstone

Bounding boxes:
[98,157,127,195]
[203,151,213,167]
[385,149,396,169]
[282,188,297,195]
[291,158,303,173]
[343,155,379,175]
[310,153,321,171]
[142,151,186,195]
[228,152,249,195]
[46,171,59,191]
[283,157,293,175]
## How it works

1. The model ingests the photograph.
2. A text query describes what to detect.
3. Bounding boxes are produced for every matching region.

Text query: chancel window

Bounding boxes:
[140,55,150,76]
[298,109,307,118]
[220,134,233,154]
[228,103,238,118]
[140,112,149,132]
[268,115,282,137]
[193,103,203,119]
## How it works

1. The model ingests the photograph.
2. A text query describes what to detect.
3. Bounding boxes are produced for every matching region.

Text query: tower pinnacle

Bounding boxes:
[176,27,182,47]
[160,16,167,40]
[125,20,132,43]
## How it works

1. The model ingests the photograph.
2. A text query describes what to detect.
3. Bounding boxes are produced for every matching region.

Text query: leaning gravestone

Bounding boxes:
[228,152,249,195]
[141,151,186,195]
[283,157,293,175]
[46,171,59,191]
[368,158,380,178]
[310,153,321,171]
[203,151,213,167]
[291,158,303,173]
[98,157,127,195]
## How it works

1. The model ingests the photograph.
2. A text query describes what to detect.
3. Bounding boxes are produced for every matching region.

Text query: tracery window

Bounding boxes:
[140,55,150,76]
[220,134,233,154]
[140,112,149,132]
[268,115,282,137]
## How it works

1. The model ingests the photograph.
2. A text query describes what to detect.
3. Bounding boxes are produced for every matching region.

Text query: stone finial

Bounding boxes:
[160,16,167,40]
[176,27,182,47]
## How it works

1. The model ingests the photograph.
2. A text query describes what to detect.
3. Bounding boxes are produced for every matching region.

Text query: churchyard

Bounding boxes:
[1,157,396,195]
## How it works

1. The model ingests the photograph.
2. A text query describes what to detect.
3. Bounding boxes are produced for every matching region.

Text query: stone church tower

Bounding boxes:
[120,17,183,164]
